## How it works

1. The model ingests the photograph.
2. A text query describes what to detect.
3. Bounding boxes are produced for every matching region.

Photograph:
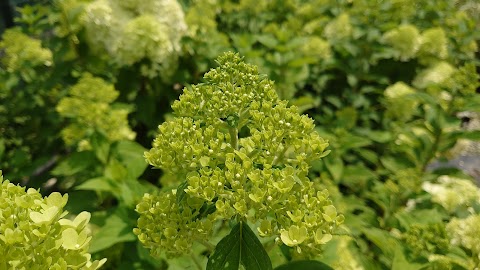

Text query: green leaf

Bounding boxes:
[207,221,272,270]
[355,129,392,143]
[112,141,147,179]
[75,177,115,193]
[362,227,398,259]
[89,207,137,253]
[453,130,480,141]
[275,260,334,270]
[51,151,97,176]
[176,181,189,205]
[255,34,278,49]
[104,159,128,181]
[290,95,320,114]
[392,246,425,270]
[324,155,344,182]
[91,132,110,164]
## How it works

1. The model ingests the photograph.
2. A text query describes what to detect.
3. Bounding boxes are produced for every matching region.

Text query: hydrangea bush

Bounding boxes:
[56,73,136,150]
[82,0,187,77]
[134,52,343,266]
[0,172,106,269]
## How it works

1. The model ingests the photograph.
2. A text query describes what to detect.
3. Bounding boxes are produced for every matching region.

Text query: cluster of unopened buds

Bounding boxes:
[134,52,344,257]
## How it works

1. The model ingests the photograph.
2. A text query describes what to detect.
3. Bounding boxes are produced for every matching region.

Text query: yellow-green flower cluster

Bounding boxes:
[382,24,421,61]
[302,36,332,59]
[56,73,135,150]
[403,223,450,257]
[417,28,449,64]
[422,176,480,213]
[382,25,450,63]
[0,172,106,269]
[136,52,342,257]
[413,61,455,89]
[0,29,52,80]
[384,82,418,121]
[82,0,187,77]
[447,214,480,260]
[323,13,353,41]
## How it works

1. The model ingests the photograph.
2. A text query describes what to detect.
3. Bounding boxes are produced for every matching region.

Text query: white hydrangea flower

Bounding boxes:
[413,61,456,89]
[422,175,480,213]
[447,214,480,260]
[82,0,187,77]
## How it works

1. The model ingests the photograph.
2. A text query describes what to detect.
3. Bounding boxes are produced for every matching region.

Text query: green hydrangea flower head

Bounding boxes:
[323,13,353,41]
[0,28,52,81]
[422,176,480,213]
[418,27,449,64]
[384,82,418,121]
[301,36,332,59]
[136,52,342,257]
[0,172,106,269]
[382,24,421,61]
[403,223,450,257]
[56,73,135,150]
[82,0,187,78]
[413,61,455,89]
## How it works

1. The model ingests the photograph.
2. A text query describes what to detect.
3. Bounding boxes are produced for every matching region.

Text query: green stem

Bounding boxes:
[229,127,239,150]
[190,253,202,270]
[421,90,458,172]
[197,239,215,252]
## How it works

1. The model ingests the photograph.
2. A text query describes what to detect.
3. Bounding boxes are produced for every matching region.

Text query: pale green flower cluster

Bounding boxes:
[82,0,187,77]
[417,28,449,64]
[56,73,135,150]
[323,13,353,41]
[447,214,480,260]
[413,61,455,89]
[384,82,418,121]
[302,36,332,59]
[382,25,449,63]
[422,175,480,213]
[382,24,421,61]
[0,29,52,80]
[0,172,106,270]
[135,52,343,257]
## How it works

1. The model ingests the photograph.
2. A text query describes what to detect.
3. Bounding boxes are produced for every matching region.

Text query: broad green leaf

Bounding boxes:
[51,151,97,176]
[75,177,115,193]
[355,128,392,143]
[91,132,110,164]
[342,164,377,191]
[112,141,147,179]
[362,227,398,259]
[207,222,272,270]
[117,180,153,207]
[290,95,320,114]
[453,130,480,141]
[339,134,372,151]
[324,155,344,182]
[275,260,334,270]
[89,207,136,253]
[255,34,278,48]
[392,246,425,270]
[394,209,445,230]
[104,159,128,181]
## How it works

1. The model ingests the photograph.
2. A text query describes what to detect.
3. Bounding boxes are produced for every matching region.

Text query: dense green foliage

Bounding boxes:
[1,0,479,269]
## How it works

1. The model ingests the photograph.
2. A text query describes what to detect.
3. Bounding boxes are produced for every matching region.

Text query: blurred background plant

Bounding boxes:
[0,0,479,269]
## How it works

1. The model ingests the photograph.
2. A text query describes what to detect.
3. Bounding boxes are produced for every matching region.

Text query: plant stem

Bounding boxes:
[190,253,203,270]
[229,127,239,150]
[197,239,215,252]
